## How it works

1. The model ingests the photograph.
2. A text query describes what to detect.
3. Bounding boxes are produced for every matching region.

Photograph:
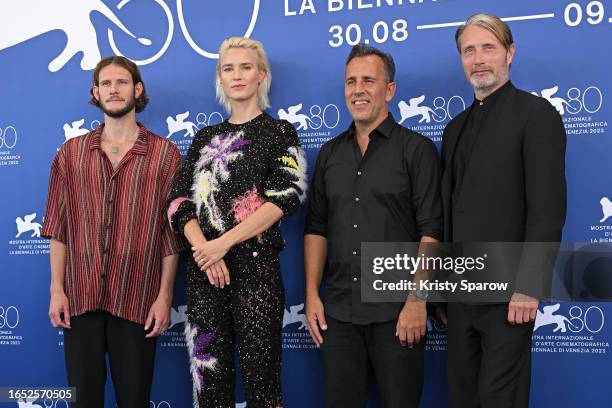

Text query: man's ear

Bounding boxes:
[385,81,397,103]
[135,82,144,98]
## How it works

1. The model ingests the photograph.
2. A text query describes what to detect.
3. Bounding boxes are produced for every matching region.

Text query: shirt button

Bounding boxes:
[352,251,357,255]
[252,251,258,257]
[357,171,362,176]
[355,197,360,202]
[353,277,358,282]
[353,224,358,229]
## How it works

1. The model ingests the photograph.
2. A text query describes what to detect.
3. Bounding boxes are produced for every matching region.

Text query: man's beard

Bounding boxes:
[100,96,136,118]
[469,65,509,93]
[470,72,498,91]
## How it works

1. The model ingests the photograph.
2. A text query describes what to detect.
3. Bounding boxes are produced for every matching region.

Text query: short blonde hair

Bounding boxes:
[216,37,271,115]
[455,13,514,53]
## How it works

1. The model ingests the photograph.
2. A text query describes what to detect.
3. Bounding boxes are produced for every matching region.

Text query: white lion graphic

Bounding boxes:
[15,213,43,238]
[283,303,307,330]
[534,304,578,333]
[0,0,150,72]
[166,112,198,138]
[17,398,42,408]
[532,86,571,115]
[169,304,187,329]
[600,197,612,223]
[63,119,89,142]
[398,96,442,124]
[278,104,312,131]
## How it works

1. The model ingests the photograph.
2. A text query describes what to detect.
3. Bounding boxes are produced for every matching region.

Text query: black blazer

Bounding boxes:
[441,82,567,297]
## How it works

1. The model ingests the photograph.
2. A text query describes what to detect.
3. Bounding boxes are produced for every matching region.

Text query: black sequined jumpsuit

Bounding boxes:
[168,113,307,408]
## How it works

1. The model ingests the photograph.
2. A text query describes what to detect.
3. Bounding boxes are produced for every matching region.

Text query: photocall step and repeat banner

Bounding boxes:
[1,0,611,407]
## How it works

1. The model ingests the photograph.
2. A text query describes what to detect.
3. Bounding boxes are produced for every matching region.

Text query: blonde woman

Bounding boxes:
[168,37,307,407]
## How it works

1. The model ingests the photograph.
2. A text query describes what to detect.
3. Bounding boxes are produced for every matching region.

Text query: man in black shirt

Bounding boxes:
[304,44,443,408]
[441,14,566,408]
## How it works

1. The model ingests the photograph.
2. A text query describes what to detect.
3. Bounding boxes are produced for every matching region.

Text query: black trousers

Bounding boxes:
[447,303,534,408]
[186,247,284,408]
[63,310,157,408]
[320,315,425,408]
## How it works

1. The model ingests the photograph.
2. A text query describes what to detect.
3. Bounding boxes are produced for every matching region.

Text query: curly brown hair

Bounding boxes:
[89,56,149,113]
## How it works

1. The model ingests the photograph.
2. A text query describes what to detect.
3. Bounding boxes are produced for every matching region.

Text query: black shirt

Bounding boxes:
[304,113,443,324]
[452,80,512,204]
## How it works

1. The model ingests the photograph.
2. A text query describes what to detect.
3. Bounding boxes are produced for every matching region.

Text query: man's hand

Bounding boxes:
[305,293,327,348]
[396,300,427,348]
[49,290,71,329]
[144,296,171,338]
[508,292,539,324]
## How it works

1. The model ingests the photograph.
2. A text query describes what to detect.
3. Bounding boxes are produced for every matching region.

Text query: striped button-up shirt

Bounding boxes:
[42,124,184,324]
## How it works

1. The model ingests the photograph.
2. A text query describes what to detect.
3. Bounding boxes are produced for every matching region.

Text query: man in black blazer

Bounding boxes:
[441,14,566,408]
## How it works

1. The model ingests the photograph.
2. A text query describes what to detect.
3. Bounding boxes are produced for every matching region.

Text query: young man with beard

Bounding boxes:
[42,56,184,408]
[441,14,566,407]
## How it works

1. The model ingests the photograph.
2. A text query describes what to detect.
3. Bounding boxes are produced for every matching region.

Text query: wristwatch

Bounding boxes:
[415,288,429,301]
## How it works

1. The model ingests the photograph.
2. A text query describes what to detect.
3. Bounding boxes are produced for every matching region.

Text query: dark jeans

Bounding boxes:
[63,310,157,408]
[320,315,425,408]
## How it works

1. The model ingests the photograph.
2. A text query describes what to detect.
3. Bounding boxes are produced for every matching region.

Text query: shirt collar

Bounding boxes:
[346,113,396,139]
[89,122,149,155]
[473,80,513,108]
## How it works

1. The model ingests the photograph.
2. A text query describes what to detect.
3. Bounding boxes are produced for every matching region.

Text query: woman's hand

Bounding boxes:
[192,237,231,267]
[204,259,230,288]
[192,238,232,287]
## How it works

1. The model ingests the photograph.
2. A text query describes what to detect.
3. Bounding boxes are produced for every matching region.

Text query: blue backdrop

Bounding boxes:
[1,0,611,407]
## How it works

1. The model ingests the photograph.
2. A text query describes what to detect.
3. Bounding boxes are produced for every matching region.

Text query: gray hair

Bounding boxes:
[455,13,514,53]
